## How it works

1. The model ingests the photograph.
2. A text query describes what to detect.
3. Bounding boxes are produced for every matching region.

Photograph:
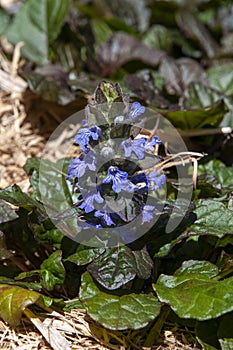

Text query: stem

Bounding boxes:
[144,306,170,347]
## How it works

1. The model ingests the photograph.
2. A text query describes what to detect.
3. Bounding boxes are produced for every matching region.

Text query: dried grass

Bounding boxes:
[0,307,200,350]
[0,45,45,191]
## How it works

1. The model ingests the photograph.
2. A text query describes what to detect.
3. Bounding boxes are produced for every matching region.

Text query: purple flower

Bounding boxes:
[78,191,104,213]
[94,210,116,226]
[75,125,101,150]
[66,151,96,180]
[102,166,138,193]
[142,205,155,223]
[144,136,162,152]
[121,138,147,159]
[147,171,166,191]
[127,102,145,119]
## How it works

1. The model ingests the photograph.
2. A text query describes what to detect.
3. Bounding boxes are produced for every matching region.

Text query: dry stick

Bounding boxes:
[10,42,24,78]
[180,126,232,137]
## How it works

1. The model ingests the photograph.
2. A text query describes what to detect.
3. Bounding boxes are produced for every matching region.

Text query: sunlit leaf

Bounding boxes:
[80,272,161,330]
[0,284,40,326]
[188,199,233,238]
[66,245,105,266]
[154,273,233,320]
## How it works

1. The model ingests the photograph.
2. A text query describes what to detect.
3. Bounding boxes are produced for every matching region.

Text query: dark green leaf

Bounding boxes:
[98,32,165,76]
[40,250,65,291]
[154,274,233,320]
[63,298,85,311]
[87,246,136,290]
[0,284,40,326]
[66,245,105,266]
[87,246,153,290]
[196,319,220,350]
[0,200,18,224]
[164,99,226,130]
[7,0,69,64]
[0,231,13,260]
[218,313,233,350]
[198,160,233,190]
[0,185,44,212]
[29,158,73,214]
[131,248,153,279]
[80,272,161,330]
[188,200,233,238]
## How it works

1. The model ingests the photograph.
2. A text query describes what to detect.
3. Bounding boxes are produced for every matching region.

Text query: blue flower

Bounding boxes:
[78,191,104,213]
[75,125,101,151]
[145,136,162,152]
[94,210,116,226]
[142,205,155,223]
[127,102,145,119]
[121,138,147,159]
[147,171,166,191]
[66,151,96,181]
[102,166,138,193]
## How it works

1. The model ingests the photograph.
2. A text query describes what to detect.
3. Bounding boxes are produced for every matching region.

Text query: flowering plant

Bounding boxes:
[66,82,167,246]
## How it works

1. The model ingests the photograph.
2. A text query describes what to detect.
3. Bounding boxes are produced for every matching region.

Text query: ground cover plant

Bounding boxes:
[0,0,233,349]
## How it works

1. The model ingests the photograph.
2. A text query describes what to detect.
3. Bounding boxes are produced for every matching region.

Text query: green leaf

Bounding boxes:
[164,99,226,130]
[87,246,153,290]
[63,298,85,311]
[0,200,18,224]
[0,284,40,326]
[142,25,172,51]
[66,245,105,266]
[153,273,233,320]
[184,82,222,109]
[198,160,233,190]
[0,8,9,36]
[188,200,233,238]
[91,19,112,46]
[174,260,219,278]
[6,0,69,65]
[131,248,153,280]
[40,250,65,291]
[26,157,74,215]
[207,63,233,96]
[0,185,44,212]
[80,272,161,330]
